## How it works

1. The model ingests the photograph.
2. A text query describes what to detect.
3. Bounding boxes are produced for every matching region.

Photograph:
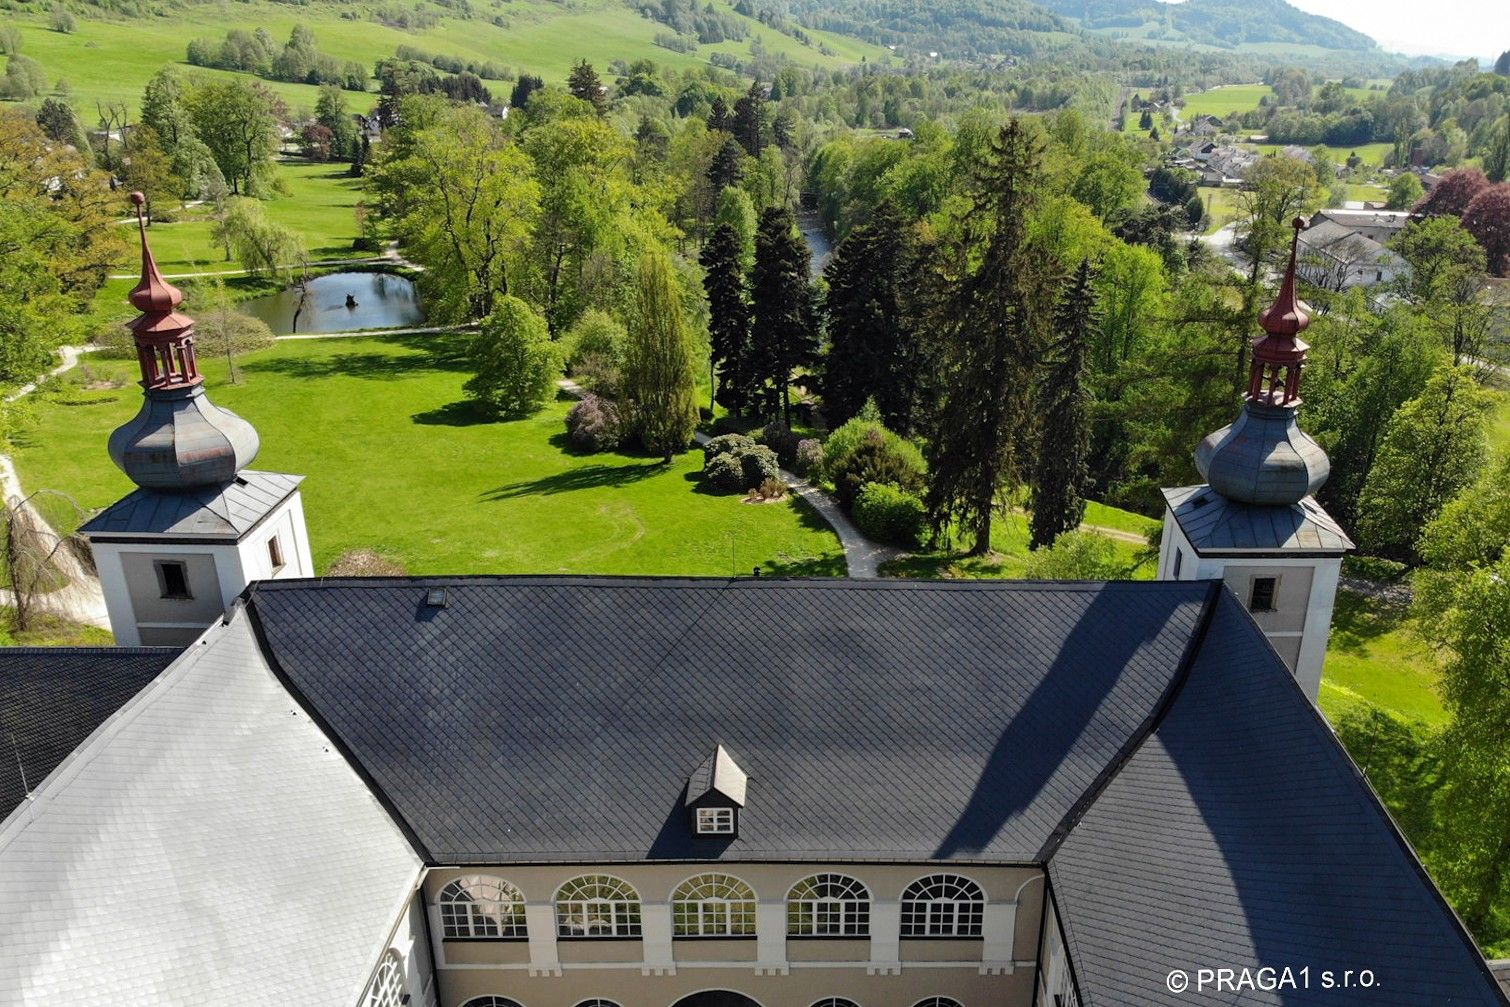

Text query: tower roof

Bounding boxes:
[108,194,259,492]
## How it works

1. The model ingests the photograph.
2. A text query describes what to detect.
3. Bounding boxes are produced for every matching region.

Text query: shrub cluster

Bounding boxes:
[701,434,779,493]
[852,482,927,547]
[793,438,823,478]
[756,421,803,469]
[829,428,926,511]
[565,394,624,453]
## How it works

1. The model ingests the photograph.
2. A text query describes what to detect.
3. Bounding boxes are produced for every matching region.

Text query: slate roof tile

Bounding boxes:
[79,471,302,539]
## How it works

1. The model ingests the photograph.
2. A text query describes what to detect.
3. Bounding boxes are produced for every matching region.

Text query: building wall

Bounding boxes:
[425,863,1044,1007]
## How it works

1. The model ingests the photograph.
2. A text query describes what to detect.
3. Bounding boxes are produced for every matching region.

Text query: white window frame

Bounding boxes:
[267,535,286,572]
[363,949,406,1007]
[900,874,985,938]
[671,873,757,937]
[912,999,965,1007]
[696,806,735,834]
[556,875,642,938]
[787,873,871,937]
[810,999,862,1007]
[438,875,527,939]
[460,998,526,1007]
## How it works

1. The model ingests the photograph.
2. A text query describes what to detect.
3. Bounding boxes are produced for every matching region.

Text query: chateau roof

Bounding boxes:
[81,470,302,540]
[0,646,178,818]
[1163,484,1354,554]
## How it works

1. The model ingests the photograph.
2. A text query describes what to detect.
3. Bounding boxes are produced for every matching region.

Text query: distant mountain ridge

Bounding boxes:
[1040,0,1377,51]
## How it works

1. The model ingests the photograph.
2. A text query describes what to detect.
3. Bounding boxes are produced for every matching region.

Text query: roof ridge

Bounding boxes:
[0,647,180,655]
[1034,579,1222,863]
[248,574,1195,591]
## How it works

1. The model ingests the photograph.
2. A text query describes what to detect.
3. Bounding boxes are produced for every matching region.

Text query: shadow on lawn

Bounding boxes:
[482,460,665,500]
[1328,589,1408,655]
[412,400,493,426]
[243,351,447,381]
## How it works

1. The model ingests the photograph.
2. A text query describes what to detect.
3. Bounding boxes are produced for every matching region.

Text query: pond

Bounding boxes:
[239,271,425,335]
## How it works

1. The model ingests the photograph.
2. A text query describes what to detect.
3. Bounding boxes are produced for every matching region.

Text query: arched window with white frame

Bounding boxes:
[911,998,964,1007]
[460,998,526,1007]
[671,873,757,936]
[556,875,642,937]
[900,873,985,937]
[362,949,406,1007]
[573,1000,624,1007]
[438,875,527,939]
[810,999,862,1007]
[787,873,870,936]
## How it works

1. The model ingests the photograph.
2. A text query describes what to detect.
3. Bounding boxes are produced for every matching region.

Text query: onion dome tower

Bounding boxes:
[82,195,312,647]
[1158,218,1353,701]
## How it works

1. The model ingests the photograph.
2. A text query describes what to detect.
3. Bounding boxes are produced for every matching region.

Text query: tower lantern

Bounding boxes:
[82,197,312,646]
[1158,217,1352,699]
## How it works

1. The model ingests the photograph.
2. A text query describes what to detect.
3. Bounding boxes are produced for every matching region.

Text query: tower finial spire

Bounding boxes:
[1257,217,1309,339]
[1245,216,1311,408]
[128,192,183,316]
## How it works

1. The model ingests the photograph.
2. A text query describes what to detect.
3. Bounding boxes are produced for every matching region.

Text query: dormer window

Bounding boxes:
[696,807,735,835]
[685,744,746,839]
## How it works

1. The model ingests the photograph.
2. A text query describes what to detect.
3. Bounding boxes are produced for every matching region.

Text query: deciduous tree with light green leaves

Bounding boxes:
[464,297,560,419]
[623,250,699,462]
[1356,365,1491,563]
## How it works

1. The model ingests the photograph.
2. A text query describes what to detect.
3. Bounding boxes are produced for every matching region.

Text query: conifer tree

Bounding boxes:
[567,60,608,115]
[1030,259,1096,550]
[708,135,744,194]
[624,250,700,461]
[924,119,1053,555]
[733,81,766,157]
[822,202,921,432]
[701,223,752,414]
[749,206,818,425]
[707,95,732,133]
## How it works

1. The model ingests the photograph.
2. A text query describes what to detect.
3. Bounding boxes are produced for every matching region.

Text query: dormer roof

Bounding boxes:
[686,744,747,807]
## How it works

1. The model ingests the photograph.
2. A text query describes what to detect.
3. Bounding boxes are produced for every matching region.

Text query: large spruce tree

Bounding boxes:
[822,202,921,432]
[566,60,608,115]
[708,135,744,194]
[701,222,753,414]
[924,119,1053,554]
[1030,259,1096,550]
[749,206,818,425]
[733,81,766,157]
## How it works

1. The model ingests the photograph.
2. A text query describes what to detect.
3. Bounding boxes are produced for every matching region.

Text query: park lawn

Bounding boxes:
[879,508,1157,581]
[1251,141,1393,167]
[11,334,844,578]
[0,609,113,647]
[1344,182,1389,204]
[1180,84,1272,120]
[1200,186,1243,234]
[1083,500,1159,537]
[1318,590,1447,728]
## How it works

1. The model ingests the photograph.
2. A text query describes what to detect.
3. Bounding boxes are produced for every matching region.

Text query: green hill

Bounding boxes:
[1043,0,1377,52]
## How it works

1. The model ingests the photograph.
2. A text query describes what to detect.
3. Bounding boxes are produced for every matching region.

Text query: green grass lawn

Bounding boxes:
[0,609,113,647]
[879,509,1157,580]
[11,334,845,577]
[1180,84,1273,120]
[1318,590,1446,728]
[1200,186,1243,234]
[9,0,888,120]
[1250,141,1393,167]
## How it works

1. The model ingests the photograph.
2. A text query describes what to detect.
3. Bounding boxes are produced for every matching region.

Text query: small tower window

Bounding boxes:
[1172,549,1184,579]
[155,560,191,600]
[696,807,735,834]
[1249,576,1278,612]
[267,536,286,572]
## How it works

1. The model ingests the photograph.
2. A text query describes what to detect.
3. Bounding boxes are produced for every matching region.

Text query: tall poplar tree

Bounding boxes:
[701,222,752,414]
[822,201,921,432]
[624,249,699,461]
[924,119,1053,554]
[749,206,818,425]
[1030,259,1096,550]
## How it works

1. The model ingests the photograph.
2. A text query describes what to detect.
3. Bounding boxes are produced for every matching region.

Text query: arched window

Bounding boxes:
[460,999,525,1007]
[810,999,862,1007]
[900,874,985,938]
[787,873,870,936]
[438,875,526,938]
[911,999,964,1007]
[573,1001,624,1007]
[556,875,642,938]
[671,873,757,937]
[362,950,405,1007]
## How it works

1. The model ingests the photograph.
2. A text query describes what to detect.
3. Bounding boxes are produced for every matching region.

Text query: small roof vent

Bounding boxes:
[685,744,747,808]
[424,588,448,609]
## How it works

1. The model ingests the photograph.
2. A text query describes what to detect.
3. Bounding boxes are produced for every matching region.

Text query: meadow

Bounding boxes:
[6,0,889,119]
[1318,590,1446,727]
[12,334,846,577]
[1179,83,1273,120]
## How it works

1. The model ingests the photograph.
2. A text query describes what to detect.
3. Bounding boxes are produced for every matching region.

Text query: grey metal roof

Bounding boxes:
[1164,485,1354,554]
[0,646,179,818]
[107,383,260,490]
[1049,591,1506,1006]
[244,577,1211,864]
[1195,401,1331,507]
[80,471,302,540]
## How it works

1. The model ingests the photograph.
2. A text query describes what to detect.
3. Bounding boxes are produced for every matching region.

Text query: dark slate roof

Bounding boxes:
[1164,485,1353,554]
[244,577,1211,864]
[80,471,302,540]
[0,646,179,818]
[1048,591,1505,1007]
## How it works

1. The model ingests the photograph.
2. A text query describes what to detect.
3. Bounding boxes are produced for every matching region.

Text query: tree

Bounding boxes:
[732,81,765,157]
[623,249,699,461]
[924,119,1053,554]
[567,60,607,115]
[1235,154,1323,285]
[121,127,181,223]
[299,122,334,161]
[1071,150,1143,222]
[49,3,76,33]
[1461,183,1510,277]
[315,84,358,161]
[214,198,306,281]
[1030,259,1095,550]
[3,54,46,100]
[184,274,275,384]
[707,95,732,133]
[708,134,744,194]
[700,223,752,415]
[34,97,90,155]
[141,68,191,152]
[1495,49,1510,76]
[464,297,558,418]
[1485,116,1510,184]
[369,99,539,323]
[1414,167,1490,217]
[749,206,818,425]
[1138,109,1153,130]
[822,202,921,433]
[1357,365,1491,562]
[1386,172,1424,210]
[713,186,757,270]
[510,74,543,110]
[187,78,280,195]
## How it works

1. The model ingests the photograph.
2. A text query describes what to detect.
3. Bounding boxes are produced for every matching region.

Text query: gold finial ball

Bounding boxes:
[129,191,146,207]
